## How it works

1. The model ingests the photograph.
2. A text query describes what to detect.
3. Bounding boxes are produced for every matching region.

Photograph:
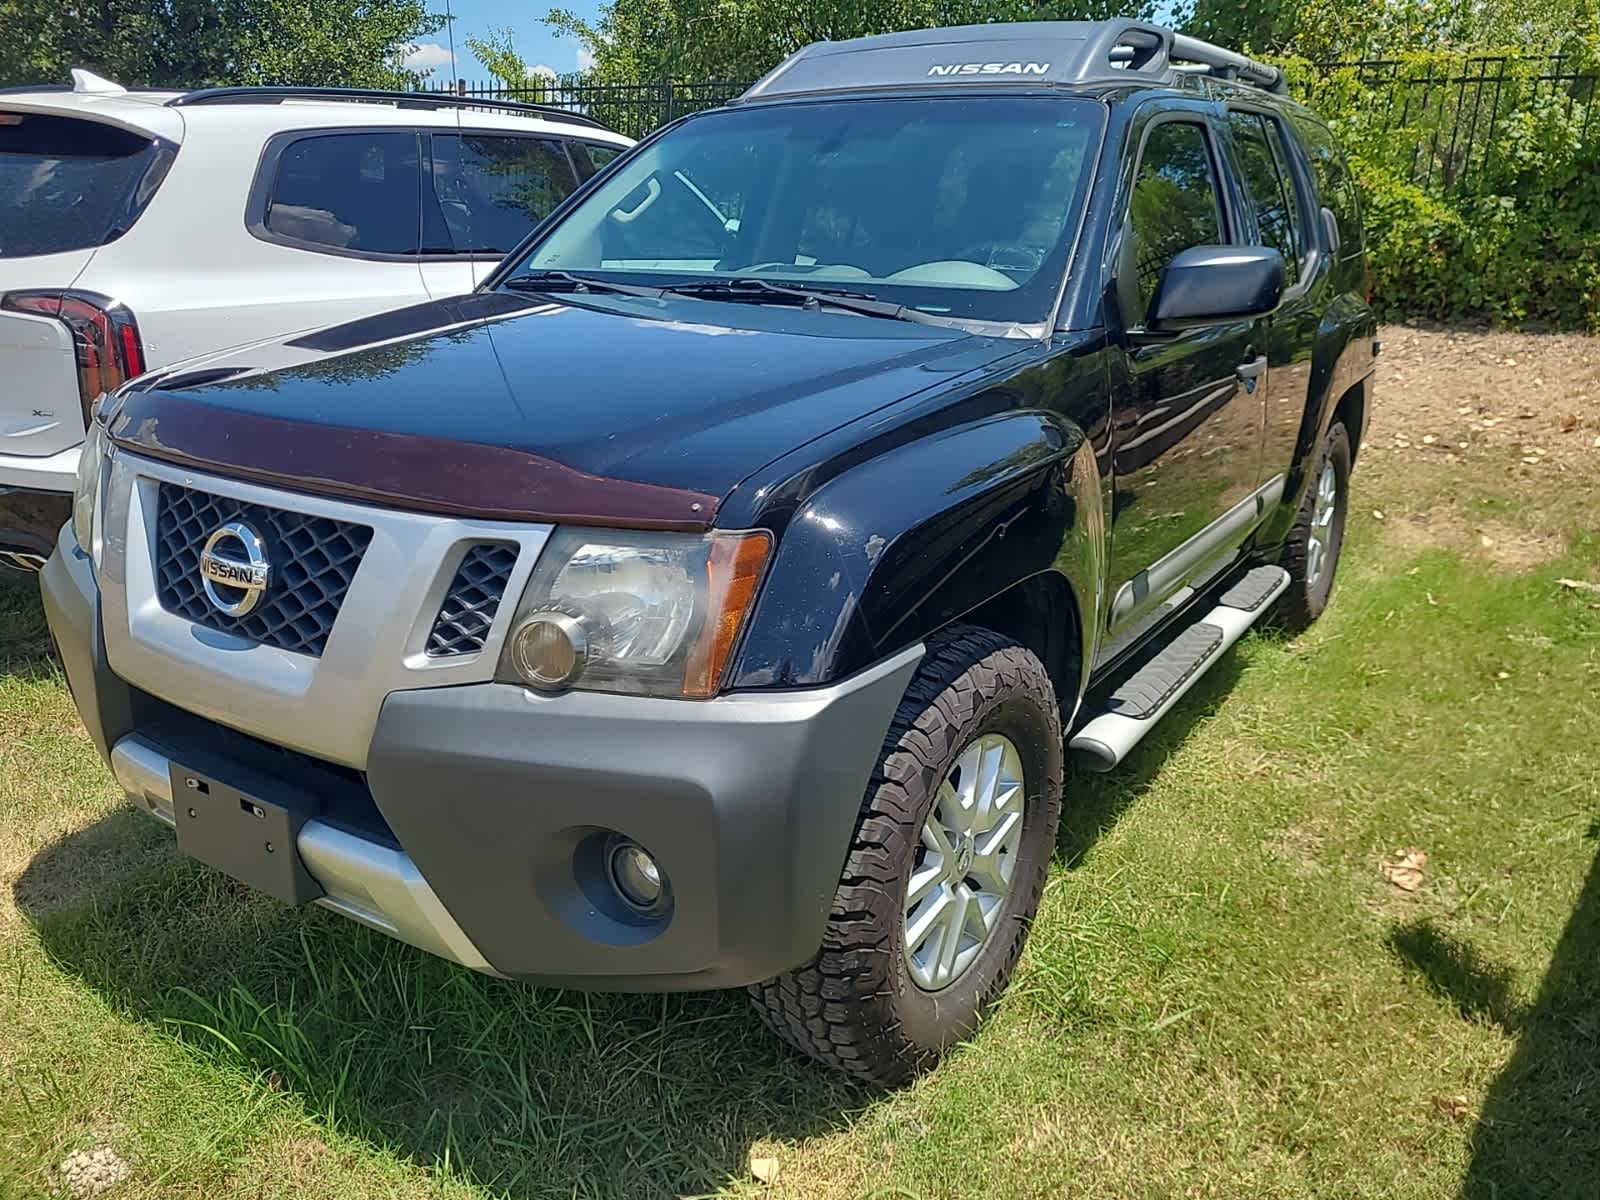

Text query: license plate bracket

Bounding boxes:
[170,762,324,906]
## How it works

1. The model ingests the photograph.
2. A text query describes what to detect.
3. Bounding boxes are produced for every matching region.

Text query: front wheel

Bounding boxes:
[1275,420,1352,632]
[748,626,1063,1087]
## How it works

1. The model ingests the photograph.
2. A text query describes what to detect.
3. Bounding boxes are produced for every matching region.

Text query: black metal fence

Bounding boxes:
[1300,55,1597,192]
[422,54,1597,193]
[417,78,748,140]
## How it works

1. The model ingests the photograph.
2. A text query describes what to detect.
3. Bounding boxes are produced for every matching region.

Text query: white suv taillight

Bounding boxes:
[1,289,145,419]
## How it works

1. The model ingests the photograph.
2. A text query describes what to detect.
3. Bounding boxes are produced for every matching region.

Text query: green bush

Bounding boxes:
[1289,49,1600,330]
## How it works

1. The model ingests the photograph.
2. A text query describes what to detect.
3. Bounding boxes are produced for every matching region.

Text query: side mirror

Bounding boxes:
[1147,245,1285,333]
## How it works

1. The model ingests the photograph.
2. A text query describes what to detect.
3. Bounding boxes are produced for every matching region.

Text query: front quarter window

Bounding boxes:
[511,97,1103,325]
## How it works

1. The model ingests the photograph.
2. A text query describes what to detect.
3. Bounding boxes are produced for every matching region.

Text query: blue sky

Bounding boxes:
[403,0,608,81]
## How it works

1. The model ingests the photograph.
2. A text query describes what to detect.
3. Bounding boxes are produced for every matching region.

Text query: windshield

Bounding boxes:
[509,97,1104,326]
[0,114,175,258]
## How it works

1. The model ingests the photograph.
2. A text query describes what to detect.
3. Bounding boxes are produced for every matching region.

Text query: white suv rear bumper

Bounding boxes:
[0,443,78,493]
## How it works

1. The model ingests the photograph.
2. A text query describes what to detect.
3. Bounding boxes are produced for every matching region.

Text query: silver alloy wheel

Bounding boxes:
[902,732,1026,991]
[1305,460,1339,586]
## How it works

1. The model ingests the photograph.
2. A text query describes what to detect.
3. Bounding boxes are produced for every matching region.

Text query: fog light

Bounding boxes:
[607,836,666,911]
[509,611,587,690]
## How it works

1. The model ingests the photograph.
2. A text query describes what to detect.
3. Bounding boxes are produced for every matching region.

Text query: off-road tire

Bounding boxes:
[748,625,1063,1087]
[1275,420,1352,632]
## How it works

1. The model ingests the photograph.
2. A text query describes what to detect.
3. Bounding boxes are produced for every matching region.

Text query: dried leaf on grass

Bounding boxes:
[1382,849,1429,893]
[750,1154,781,1185]
[1431,1094,1472,1121]
[1558,578,1600,595]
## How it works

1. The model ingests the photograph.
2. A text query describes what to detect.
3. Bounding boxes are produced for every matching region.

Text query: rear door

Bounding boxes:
[420,131,586,295]
[91,123,439,374]
[1220,106,1329,481]
[0,110,176,456]
[1104,105,1269,638]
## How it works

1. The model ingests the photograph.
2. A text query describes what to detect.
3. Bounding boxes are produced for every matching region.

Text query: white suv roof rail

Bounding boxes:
[166,86,610,131]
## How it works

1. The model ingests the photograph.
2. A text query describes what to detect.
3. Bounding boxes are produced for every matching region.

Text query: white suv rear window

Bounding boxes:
[0,113,175,258]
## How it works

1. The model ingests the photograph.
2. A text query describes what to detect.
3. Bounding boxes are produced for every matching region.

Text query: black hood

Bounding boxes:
[114,291,1023,527]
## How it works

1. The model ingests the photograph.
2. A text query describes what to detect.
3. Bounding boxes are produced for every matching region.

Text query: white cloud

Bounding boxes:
[576,45,597,73]
[402,41,455,76]
[528,63,558,81]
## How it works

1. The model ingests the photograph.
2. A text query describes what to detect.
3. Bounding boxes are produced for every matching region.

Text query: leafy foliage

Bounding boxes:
[465,25,552,96]
[1185,0,1598,59]
[1289,48,1600,329]
[0,0,445,88]
[546,0,1159,85]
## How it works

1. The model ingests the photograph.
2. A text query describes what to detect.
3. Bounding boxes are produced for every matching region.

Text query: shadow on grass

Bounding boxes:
[15,816,858,1199]
[1388,919,1522,1035]
[1458,843,1600,1200]
[0,566,56,678]
[1057,650,1247,868]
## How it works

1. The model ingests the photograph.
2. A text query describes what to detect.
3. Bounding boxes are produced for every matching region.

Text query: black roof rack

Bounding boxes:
[166,86,608,130]
[739,21,1287,104]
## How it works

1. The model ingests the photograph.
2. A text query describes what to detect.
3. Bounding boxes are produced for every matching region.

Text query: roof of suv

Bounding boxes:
[738,20,1286,106]
[0,75,625,143]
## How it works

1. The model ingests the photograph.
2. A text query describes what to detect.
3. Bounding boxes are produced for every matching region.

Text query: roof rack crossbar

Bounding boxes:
[1166,33,1287,94]
[166,86,607,130]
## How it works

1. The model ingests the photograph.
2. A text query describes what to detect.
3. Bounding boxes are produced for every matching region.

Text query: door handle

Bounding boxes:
[1236,354,1267,393]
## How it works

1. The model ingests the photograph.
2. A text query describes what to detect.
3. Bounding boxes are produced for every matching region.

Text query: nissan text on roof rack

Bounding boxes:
[43,21,1376,1084]
[0,73,630,569]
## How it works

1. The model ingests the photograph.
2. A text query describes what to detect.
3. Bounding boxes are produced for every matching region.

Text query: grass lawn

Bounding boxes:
[2,336,1598,1199]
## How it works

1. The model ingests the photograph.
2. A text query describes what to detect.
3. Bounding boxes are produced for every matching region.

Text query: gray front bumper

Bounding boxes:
[42,527,922,990]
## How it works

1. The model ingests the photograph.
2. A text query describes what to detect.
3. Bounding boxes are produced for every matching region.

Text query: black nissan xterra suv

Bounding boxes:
[43,21,1376,1085]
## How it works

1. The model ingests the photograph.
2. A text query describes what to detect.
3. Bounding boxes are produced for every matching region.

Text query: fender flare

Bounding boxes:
[728,409,1104,694]
[1259,293,1376,546]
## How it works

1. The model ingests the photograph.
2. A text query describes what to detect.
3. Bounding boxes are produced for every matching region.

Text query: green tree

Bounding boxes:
[547,0,1159,85]
[1181,0,1598,58]
[0,0,445,89]
[466,24,549,95]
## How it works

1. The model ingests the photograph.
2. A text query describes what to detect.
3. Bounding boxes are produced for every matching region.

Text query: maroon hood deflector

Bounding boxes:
[109,391,721,532]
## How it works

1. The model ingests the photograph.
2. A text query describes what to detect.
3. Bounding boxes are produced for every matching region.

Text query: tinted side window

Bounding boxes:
[265,132,422,255]
[1127,121,1224,319]
[0,114,175,258]
[1261,119,1309,270]
[1287,113,1362,259]
[1226,112,1299,286]
[429,134,580,256]
[583,143,624,173]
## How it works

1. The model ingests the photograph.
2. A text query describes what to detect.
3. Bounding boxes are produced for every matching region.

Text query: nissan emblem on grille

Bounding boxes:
[198,521,271,616]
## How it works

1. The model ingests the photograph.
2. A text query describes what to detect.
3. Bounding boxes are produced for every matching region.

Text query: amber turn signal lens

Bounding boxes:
[682,531,772,698]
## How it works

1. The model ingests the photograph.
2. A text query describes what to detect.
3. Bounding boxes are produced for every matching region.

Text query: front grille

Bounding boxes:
[154,483,373,658]
[426,542,519,657]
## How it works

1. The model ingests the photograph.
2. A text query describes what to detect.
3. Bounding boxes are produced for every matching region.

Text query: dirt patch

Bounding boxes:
[1372,324,1600,475]
[1384,509,1564,570]
[1265,823,1325,872]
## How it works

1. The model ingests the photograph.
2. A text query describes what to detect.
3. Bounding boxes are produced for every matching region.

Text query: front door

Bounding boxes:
[1105,112,1267,637]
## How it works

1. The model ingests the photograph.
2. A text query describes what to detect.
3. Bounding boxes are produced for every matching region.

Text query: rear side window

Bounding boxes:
[263,132,422,255]
[582,143,624,174]
[1226,111,1302,286]
[1287,113,1362,259]
[427,134,580,256]
[1126,120,1224,320]
[0,114,174,258]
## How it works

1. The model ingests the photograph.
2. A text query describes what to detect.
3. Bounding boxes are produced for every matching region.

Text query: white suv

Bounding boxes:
[0,72,630,568]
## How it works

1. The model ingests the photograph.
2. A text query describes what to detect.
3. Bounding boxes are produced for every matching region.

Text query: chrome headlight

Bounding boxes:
[71,416,111,567]
[498,527,771,698]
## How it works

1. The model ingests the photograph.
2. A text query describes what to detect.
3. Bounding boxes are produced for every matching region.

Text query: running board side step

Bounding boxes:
[1069,565,1289,772]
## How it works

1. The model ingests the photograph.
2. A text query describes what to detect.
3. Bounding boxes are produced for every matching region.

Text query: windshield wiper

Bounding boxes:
[661,278,942,326]
[501,270,665,299]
